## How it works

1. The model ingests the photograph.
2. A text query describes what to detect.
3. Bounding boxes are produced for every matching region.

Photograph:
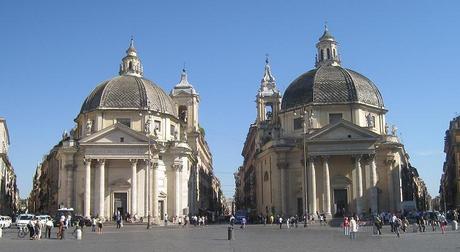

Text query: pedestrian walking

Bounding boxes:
[91,217,96,232]
[115,210,122,229]
[97,216,103,234]
[240,217,246,229]
[349,217,358,240]
[440,214,447,234]
[286,217,290,229]
[279,216,283,229]
[45,218,53,238]
[394,216,401,238]
[374,215,383,235]
[343,217,350,236]
[27,218,35,240]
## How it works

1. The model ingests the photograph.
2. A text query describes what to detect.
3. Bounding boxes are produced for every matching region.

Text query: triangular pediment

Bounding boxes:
[80,123,149,145]
[307,120,380,142]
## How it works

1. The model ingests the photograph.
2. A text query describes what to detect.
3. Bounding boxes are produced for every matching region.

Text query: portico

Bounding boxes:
[77,122,189,222]
[305,120,380,217]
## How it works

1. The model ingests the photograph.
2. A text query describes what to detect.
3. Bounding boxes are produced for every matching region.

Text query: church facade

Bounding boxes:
[235,27,428,218]
[29,40,225,221]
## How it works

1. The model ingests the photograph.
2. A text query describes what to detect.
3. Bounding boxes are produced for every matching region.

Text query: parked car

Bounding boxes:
[36,215,52,226]
[73,215,92,227]
[16,214,35,228]
[0,216,12,228]
[53,208,75,226]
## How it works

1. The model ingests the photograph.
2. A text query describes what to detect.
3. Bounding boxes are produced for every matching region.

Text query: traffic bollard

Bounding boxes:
[76,226,82,240]
[227,226,234,240]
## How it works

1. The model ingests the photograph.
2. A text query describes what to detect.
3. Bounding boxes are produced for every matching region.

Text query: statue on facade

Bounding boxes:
[308,112,315,129]
[366,113,374,127]
[385,123,389,135]
[173,130,179,141]
[62,130,68,139]
[86,120,92,135]
[144,119,150,135]
[391,125,398,136]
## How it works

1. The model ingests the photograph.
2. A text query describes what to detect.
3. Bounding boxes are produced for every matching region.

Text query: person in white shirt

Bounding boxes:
[349,217,358,240]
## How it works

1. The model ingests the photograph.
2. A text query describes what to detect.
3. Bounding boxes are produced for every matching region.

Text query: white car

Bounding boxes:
[0,216,12,228]
[36,215,52,225]
[16,214,34,228]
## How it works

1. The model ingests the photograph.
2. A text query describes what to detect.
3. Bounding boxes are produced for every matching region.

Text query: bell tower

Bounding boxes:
[256,56,281,125]
[170,68,200,133]
[315,25,341,68]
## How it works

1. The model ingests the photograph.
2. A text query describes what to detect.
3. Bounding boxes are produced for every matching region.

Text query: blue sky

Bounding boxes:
[0,0,458,199]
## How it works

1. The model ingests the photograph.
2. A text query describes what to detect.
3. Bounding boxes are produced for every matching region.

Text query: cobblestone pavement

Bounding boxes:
[0,224,459,252]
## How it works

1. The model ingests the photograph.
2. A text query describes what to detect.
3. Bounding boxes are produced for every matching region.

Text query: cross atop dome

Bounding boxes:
[119,37,143,77]
[126,36,137,56]
[315,25,341,68]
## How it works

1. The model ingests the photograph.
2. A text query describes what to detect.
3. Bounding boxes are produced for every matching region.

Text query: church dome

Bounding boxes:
[281,27,384,110]
[80,38,177,117]
[80,75,177,116]
[281,65,384,110]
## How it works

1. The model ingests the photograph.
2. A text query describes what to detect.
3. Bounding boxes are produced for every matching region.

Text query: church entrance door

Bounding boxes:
[114,192,128,218]
[333,189,347,217]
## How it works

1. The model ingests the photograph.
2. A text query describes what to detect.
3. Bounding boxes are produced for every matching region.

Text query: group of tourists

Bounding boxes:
[342,210,455,239]
[342,215,359,239]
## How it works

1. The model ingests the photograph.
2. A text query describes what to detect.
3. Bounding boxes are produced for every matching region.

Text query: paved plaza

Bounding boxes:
[0,224,459,252]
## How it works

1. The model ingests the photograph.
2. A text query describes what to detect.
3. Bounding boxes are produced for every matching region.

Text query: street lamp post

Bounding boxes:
[295,109,309,227]
[141,110,153,229]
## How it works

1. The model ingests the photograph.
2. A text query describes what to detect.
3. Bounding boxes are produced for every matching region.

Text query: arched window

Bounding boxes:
[327,48,331,59]
[333,48,336,57]
[320,49,324,60]
[178,105,188,122]
[129,61,133,70]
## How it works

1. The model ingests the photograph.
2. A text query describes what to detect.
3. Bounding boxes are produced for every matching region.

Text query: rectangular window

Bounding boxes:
[293,118,303,130]
[170,124,176,136]
[329,113,342,124]
[117,118,131,128]
[154,120,161,131]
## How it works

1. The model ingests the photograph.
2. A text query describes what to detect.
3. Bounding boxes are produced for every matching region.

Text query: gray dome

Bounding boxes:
[281,66,384,110]
[80,75,177,116]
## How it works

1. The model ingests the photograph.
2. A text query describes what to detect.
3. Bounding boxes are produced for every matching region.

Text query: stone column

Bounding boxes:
[354,155,363,215]
[130,159,138,215]
[145,161,149,218]
[279,163,287,215]
[84,159,91,218]
[152,162,159,223]
[322,156,331,216]
[308,157,317,215]
[387,159,395,211]
[98,159,106,219]
[369,155,378,214]
[174,163,182,217]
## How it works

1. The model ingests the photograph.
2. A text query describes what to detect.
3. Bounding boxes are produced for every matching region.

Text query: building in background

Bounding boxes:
[28,144,60,215]
[0,117,19,216]
[439,116,460,211]
[235,27,429,218]
[28,40,223,222]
